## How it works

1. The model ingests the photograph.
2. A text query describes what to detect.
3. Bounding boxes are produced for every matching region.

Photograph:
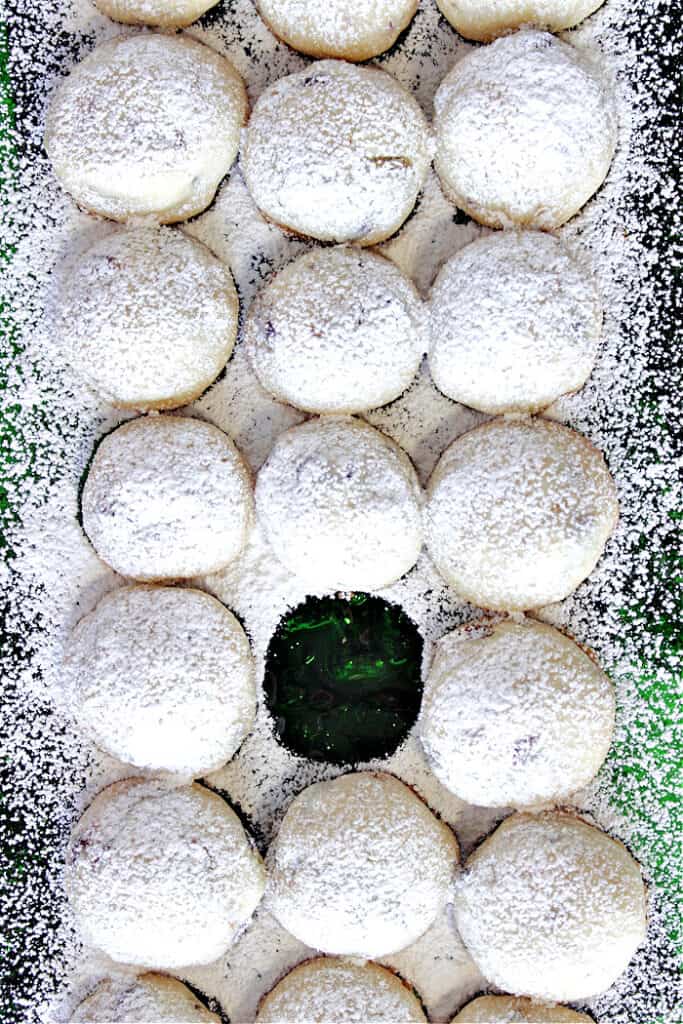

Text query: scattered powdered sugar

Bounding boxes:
[433,30,618,228]
[65,778,267,969]
[44,31,247,222]
[71,972,221,1023]
[0,0,679,1022]
[428,230,602,414]
[425,417,620,610]
[267,772,460,958]
[418,618,615,808]
[242,59,434,244]
[454,811,648,1003]
[255,416,424,592]
[81,414,254,580]
[62,585,256,777]
[255,957,427,1023]
[58,226,239,410]
[244,245,425,414]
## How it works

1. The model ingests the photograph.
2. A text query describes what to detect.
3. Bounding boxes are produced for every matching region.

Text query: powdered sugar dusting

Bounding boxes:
[0,0,679,1022]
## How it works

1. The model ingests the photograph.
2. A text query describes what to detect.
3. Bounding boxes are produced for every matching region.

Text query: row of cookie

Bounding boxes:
[65,576,615,805]
[78,413,617,608]
[59,229,601,419]
[45,29,615,237]
[72,966,596,1024]
[92,0,607,52]
[66,774,646,1014]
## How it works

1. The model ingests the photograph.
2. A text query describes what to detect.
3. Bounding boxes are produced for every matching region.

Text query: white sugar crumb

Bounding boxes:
[0,1,679,1024]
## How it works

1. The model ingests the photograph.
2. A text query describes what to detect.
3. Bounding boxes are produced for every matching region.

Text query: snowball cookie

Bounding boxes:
[433,31,616,229]
[255,417,423,591]
[268,772,459,958]
[44,34,247,223]
[436,0,604,42]
[71,973,220,1023]
[451,995,594,1023]
[81,416,253,581]
[257,958,427,1023]
[256,0,418,61]
[66,779,266,967]
[428,232,602,414]
[242,60,433,244]
[419,619,615,808]
[245,246,424,414]
[425,417,619,610]
[63,585,256,776]
[453,812,647,1001]
[93,0,219,27]
[59,227,239,411]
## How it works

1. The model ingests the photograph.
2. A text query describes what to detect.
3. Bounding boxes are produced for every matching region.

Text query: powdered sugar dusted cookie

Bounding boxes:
[256,958,427,1023]
[454,812,647,1001]
[437,0,605,42]
[64,585,255,776]
[59,227,239,410]
[419,618,615,807]
[45,34,246,222]
[268,772,459,958]
[255,417,423,591]
[66,779,266,968]
[243,60,433,244]
[425,417,619,610]
[256,0,418,61]
[71,973,221,1023]
[433,31,616,229]
[451,995,594,1022]
[428,232,601,414]
[93,0,219,27]
[81,416,253,581]
[245,246,424,414]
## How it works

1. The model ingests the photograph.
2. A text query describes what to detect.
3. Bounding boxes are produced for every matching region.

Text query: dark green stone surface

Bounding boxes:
[264,593,423,765]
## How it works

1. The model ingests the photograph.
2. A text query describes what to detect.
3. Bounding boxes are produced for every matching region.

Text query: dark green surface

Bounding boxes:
[264,593,423,764]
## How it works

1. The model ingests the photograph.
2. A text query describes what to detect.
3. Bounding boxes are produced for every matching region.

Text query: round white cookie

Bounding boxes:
[419,618,615,807]
[93,0,219,27]
[71,973,220,1023]
[428,232,602,414]
[59,227,239,411]
[451,995,594,1023]
[64,585,256,776]
[256,0,418,61]
[424,417,619,610]
[257,958,427,1023]
[245,246,425,414]
[243,60,433,244]
[66,779,266,968]
[454,812,647,1001]
[437,0,605,42]
[81,416,253,581]
[268,772,459,958]
[45,34,246,223]
[433,31,616,229]
[255,417,423,591]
